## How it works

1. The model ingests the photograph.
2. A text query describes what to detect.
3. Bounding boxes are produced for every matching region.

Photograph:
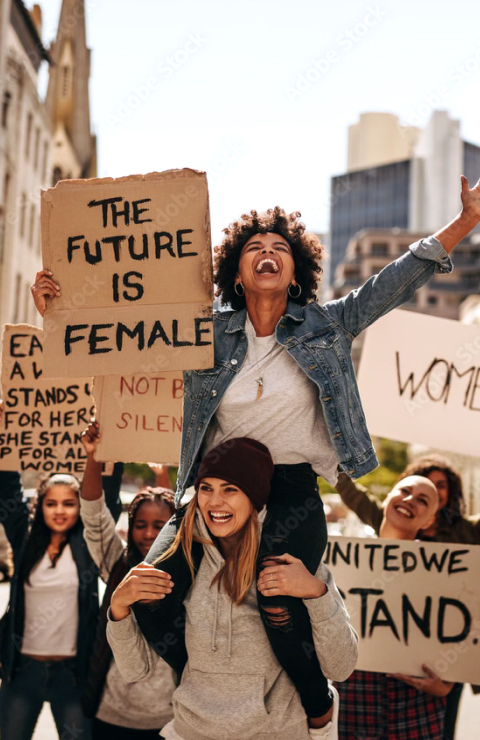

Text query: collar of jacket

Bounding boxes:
[224,300,305,334]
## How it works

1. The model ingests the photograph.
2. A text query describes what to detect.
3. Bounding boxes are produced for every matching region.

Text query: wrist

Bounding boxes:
[305,577,327,599]
[110,598,130,622]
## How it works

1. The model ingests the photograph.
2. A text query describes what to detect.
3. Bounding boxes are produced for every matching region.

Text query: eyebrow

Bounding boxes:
[245,240,290,248]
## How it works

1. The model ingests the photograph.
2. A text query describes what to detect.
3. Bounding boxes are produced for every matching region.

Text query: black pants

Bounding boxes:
[92,718,164,739]
[443,682,463,740]
[133,463,331,718]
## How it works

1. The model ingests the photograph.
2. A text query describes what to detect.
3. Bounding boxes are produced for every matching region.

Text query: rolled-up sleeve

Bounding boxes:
[409,235,453,274]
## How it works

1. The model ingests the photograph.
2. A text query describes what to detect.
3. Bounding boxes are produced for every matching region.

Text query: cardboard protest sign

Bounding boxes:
[0,325,93,475]
[92,372,182,464]
[357,310,480,457]
[41,169,214,378]
[324,536,480,683]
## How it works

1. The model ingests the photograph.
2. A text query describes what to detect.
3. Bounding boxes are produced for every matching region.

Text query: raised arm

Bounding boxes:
[80,422,124,581]
[325,176,480,339]
[335,473,383,534]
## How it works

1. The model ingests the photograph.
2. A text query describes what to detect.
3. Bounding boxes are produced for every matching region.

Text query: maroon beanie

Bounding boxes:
[194,438,274,511]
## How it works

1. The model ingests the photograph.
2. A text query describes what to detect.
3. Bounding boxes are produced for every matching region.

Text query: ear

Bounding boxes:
[418,512,436,532]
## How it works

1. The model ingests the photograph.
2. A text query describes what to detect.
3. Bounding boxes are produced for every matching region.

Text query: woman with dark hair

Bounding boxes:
[0,463,122,740]
[335,452,480,740]
[79,421,177,740]
[107,439,358,740]
[128,179,480,739]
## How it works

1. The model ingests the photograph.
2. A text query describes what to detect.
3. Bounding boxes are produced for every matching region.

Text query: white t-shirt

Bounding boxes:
[22,544,79,657]
[204,316,338,484]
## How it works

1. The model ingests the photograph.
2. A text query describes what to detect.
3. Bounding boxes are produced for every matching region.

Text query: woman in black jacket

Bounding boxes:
[0,465,122,740]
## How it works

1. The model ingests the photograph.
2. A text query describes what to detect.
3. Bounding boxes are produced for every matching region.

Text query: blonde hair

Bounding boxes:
[154,492,260,605]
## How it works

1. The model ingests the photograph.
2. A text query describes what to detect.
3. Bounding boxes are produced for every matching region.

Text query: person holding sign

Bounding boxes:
[0,463,122,740]
[336,453,480,740]
[334,474,454,739]
[131,178,480,737]
[79,422,177,740]
[106,438,358,740]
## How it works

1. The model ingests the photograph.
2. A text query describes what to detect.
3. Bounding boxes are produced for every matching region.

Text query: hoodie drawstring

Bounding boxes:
[211,586,219,653]
[211,585,233,659]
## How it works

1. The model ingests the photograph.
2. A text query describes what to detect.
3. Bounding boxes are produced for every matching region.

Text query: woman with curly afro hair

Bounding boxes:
[134,182,480,740]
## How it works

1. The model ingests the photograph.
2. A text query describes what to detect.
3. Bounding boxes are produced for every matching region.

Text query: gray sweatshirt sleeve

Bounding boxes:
[304,562,358,682]
[106,608,160,682]
[80,496,125,582]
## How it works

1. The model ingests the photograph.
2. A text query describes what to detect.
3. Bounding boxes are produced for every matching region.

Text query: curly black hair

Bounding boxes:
[125,487,175,567]
[214,207,325,310]
[399,454,465,518]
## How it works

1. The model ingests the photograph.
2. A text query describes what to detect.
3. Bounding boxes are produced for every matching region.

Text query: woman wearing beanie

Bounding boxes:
[107,439,358,740]
[131,191,480,738]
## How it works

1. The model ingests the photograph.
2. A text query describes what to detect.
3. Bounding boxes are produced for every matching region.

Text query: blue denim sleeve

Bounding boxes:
[324,236,453,339]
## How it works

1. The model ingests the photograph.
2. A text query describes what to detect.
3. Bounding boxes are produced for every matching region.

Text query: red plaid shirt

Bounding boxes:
[335,670,446,740]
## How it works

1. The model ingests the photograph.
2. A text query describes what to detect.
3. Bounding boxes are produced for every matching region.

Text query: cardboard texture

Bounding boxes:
[93,372,183,464]
[325,536,480,683]
[41,170,214,378]
[0,324,94,477]
[357,310,480,457]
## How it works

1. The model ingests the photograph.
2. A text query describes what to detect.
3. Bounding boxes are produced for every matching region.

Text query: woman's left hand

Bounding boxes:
[257,552,327,599]
[392,664,454,697]
[460,175,480,220]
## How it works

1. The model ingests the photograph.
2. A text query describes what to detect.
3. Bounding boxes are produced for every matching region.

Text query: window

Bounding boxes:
[371,265,384,276]
[427,295,438,305]
[53,166,63,185]
[23,282,30,323]
[398,243,409,254]
[2,91,11,128]
[61,66,71,98]
[19,192,27,237]
[13,273,22,323]
[29,203,35,246]
[25,112,33,158]
[371,242,389,256]
[41,141,49,182]
[33,128,41,170]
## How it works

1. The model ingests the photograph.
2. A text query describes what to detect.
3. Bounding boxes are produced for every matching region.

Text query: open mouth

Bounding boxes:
[394,505,413,519]
[209,511,233,525]
[255,258,279,275]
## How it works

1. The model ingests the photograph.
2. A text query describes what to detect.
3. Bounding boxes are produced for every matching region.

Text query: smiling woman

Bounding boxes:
[132,185,480,740]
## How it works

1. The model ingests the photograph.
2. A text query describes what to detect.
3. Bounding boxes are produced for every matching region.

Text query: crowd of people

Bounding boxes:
[0,176,479,739]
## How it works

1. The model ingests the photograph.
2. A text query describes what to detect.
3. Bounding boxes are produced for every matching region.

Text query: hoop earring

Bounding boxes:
[234,282,245,297]
[288,283,302,298]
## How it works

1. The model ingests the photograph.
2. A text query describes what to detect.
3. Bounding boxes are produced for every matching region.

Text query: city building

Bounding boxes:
[0,0,96,332]
[329,111,480,282]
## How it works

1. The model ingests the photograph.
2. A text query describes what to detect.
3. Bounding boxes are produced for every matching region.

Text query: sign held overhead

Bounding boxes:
[41,169,214,377]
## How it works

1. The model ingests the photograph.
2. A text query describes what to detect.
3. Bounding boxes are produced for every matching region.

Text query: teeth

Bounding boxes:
[256,258,279,273]
[210,511,232,522]
[396,506,413,518]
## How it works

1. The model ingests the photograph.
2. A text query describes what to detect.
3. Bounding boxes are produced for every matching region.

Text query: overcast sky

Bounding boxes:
[36,0,480,248]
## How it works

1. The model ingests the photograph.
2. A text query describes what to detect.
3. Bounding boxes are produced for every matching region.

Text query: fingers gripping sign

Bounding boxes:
[257,553,327,600]
[110,562,174,622]
[80,419,101,457]
[31,269,61,318]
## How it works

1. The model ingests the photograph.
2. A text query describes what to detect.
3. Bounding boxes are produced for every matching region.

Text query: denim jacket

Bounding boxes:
[176,237,452,505]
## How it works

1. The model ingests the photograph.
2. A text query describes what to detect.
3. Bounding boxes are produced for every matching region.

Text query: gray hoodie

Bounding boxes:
[107,509,358,740]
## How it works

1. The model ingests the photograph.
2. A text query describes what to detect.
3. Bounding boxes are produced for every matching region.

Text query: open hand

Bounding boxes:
[257,553,327,599]
[31,269,61,317]
[392,664,454,697]
[460,175,480,221]
[80,419,100,456]
[110,562,173,621]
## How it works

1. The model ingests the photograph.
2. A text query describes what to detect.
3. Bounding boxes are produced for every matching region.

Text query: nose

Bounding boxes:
[261,244,275,254]
[209,491,226,507]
